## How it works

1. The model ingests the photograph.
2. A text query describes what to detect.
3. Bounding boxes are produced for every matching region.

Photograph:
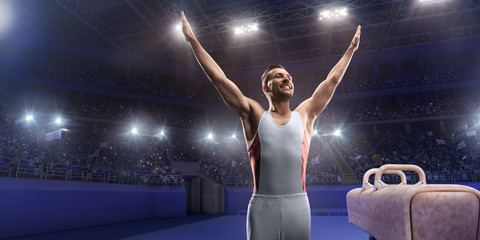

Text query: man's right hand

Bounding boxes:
[181,11,196,43]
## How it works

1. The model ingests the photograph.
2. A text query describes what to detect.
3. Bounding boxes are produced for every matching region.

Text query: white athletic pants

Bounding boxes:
[246,192,311,240]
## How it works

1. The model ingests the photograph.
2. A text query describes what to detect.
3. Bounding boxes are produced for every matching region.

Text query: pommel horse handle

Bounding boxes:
[362,168,406,191]
[374,164,426,191]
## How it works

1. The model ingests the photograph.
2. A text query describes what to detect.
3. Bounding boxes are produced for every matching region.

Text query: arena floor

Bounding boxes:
[7,214,368,240]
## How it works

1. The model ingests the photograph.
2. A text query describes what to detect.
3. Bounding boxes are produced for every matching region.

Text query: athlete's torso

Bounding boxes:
[248,111,309,195]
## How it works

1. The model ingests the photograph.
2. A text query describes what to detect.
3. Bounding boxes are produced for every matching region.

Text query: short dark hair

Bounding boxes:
[261,64,285,86]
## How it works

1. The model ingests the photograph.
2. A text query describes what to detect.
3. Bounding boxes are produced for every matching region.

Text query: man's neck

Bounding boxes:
[269,100,291,115]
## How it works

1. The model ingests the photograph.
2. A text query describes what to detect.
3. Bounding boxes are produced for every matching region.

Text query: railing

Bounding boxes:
[218,170,480,186]
[0,156,183,186]
[222,176,254,186]
[0,157,13,177]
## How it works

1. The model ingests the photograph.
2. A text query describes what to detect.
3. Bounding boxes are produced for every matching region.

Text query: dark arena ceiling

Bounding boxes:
[5,0,480,76]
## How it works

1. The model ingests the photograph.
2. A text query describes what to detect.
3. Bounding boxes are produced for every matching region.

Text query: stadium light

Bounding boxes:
[333,129,341,137]
[55,117,62,125]
[231,133,236,139]
[319,7,348,21]
[234,23,258,35]
[175,22,182,31]
[207,133,214,140]
[131,127,138,135]
[313,130,318,135]
[174,21,187,39]
[25,114,34,122]
[419,0,446,3]
[160,130,165,136]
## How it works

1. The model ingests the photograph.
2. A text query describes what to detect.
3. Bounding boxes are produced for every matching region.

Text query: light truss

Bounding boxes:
[10,1,70,49]
[18,0,479,70]
[54,0,140,60]
[157,0,403,37]
[123,0,188,62]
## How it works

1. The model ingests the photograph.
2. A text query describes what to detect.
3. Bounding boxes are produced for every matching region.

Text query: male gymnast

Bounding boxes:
[181,11,361,240]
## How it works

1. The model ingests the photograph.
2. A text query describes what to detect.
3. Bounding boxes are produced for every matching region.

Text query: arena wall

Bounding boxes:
[0,177,186,239]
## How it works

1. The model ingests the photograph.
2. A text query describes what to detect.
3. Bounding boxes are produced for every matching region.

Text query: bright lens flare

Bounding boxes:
[334,130,341,136]
[419,0,446,3]
[131,128,138,135]
[234,23,258,35]
[319,7,348,21]
[0,1,13,33]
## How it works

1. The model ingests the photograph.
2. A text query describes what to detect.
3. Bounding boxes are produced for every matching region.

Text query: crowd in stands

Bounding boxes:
[113,76,223,105]
[353,104,399,121]
[23,62,223,105]
[76,101,197,128]
[342,130,480,182]
[316,109,348,123]
[18,57,475,108]
[75,98,412,125]
[0,120,182,185]
[19,62,477,124]
[338,77,372,92]
[1,114,480,186]
[378,68,470,88]
[318,95,476,122]
[0,115,346,186]
[402,98,455,118]
[197,144,252,184]
[45,64,97,84]
[2,63,480,186]
[457,95,480,114]
[337,68,471,93]
[196,137,344,186]
[197,128,480,185]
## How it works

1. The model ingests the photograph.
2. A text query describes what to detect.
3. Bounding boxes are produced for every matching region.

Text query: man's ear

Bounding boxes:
[262,85,269,92]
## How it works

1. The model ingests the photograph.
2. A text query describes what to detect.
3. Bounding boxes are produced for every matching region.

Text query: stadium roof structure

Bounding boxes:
[8,0,479,70]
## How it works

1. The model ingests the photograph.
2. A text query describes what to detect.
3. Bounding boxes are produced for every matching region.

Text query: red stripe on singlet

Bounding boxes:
[301,132,309,192]
[248,134,261,194]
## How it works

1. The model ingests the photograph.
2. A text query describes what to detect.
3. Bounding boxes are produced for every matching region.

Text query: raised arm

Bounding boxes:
[297,25,361,120]
[181,11,256,119]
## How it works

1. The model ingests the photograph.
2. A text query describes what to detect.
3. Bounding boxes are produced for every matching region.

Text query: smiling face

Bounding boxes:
[263,67,294,100]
